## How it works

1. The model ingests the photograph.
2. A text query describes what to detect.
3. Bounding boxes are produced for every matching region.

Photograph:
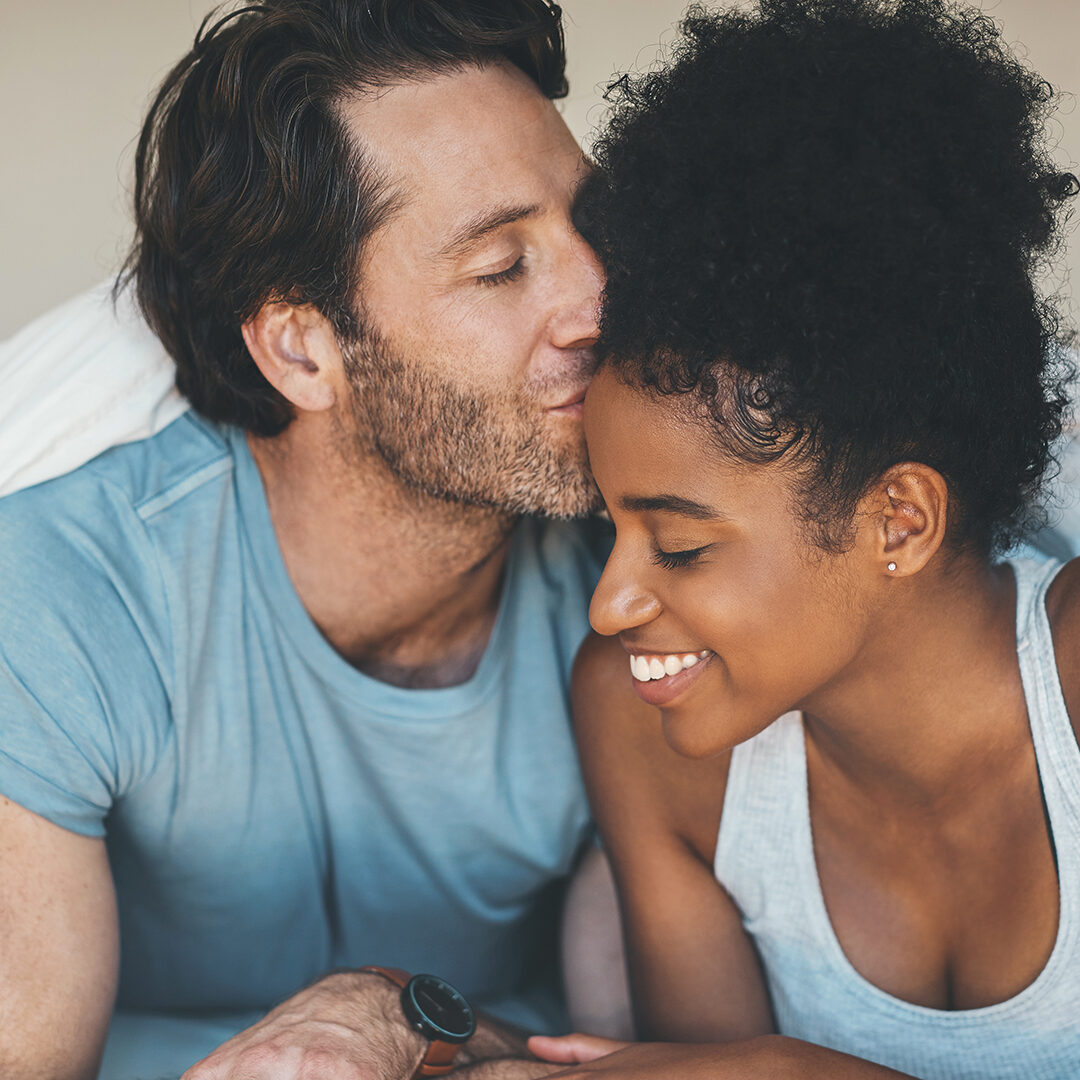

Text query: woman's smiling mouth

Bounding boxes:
[626,649,714,706]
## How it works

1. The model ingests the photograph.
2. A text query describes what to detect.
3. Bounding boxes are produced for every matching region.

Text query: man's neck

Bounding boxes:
[247,423,517,690]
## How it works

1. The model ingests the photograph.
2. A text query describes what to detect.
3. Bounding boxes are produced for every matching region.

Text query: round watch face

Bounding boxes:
[401,974,477,1043]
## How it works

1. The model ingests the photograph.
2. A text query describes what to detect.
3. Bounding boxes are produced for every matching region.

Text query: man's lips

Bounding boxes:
[547,387,589,413]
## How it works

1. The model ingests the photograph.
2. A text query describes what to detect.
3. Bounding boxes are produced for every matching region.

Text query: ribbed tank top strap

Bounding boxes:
[714,711,806,918]
[1013,556,1080,884]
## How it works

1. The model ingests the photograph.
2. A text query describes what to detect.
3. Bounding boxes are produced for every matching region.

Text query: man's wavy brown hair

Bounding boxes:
[120,0,568,435]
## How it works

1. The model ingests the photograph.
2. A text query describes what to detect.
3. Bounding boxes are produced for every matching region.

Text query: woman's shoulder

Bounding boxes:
[1043,556,1080,749]
[571,632,731,861]
[571,630,667,773]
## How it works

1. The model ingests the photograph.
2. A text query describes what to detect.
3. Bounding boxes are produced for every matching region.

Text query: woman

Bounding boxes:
[526,0,1080,1076]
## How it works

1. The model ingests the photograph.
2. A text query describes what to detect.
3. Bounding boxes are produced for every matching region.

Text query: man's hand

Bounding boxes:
[181,970,427,1080]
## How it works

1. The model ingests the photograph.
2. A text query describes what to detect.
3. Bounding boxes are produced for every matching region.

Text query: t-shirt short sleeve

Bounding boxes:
[0,474,172,836]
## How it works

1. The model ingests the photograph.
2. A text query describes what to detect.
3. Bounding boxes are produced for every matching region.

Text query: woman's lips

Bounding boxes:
[627,649,714,706]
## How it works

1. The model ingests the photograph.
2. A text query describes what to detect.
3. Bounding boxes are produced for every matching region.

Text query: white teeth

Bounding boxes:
[629,651,711,682]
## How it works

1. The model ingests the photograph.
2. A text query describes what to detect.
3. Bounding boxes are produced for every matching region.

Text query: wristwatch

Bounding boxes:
[359,966,477,1076]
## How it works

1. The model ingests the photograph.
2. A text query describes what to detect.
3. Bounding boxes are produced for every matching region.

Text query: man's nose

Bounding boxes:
[589,547,662,638]
[550,232,604,350]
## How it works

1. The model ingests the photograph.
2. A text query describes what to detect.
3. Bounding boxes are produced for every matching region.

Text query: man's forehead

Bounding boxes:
[340,59,552,137]
[337,61,580,227]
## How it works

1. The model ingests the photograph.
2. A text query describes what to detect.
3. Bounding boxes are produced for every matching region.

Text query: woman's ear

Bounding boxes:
[863,463,949,578]
[241,301,341,413]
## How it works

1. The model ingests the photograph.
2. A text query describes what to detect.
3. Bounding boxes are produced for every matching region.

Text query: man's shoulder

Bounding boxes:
[0,412,240,633]
[0,412,235,540]
[0,416,221,837]
[66,411,234,521]
[0,413,240,778]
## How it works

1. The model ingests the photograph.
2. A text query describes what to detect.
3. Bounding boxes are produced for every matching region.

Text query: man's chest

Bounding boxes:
[103,640,591,1009]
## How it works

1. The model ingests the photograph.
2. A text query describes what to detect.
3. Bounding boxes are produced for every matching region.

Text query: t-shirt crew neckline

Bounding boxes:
[226,425,515,719]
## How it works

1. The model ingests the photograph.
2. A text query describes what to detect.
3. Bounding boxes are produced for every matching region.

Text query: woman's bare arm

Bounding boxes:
[547,631,917,1079]
[570,632,773,1043]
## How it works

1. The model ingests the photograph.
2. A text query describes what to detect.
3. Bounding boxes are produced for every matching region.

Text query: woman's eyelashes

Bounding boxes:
[652,543,712,570]
[476,257,526,288]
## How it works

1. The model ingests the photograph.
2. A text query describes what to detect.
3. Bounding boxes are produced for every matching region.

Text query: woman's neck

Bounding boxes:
[801,556,1031,814]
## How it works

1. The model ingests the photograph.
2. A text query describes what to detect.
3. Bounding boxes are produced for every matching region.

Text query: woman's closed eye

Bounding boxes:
[652,544,712,570]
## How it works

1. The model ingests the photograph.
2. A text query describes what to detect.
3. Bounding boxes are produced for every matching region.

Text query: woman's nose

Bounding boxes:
[589,552,662,638]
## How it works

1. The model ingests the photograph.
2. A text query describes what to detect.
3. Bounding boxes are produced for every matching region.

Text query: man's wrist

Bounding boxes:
[182,967,433,1080]
[323,968,431,1068]
[353,969,431,1057]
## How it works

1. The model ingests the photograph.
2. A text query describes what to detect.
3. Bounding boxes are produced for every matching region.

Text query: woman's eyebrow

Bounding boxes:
[618,494,727,520]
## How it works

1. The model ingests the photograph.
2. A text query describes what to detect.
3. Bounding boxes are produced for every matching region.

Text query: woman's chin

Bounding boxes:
[658,703,769,760]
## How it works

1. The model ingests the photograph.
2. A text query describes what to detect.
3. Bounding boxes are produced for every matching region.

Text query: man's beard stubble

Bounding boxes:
[338,325,601,520]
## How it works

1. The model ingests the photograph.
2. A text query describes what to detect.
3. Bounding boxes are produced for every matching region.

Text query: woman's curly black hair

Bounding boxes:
[580,0,1078,555]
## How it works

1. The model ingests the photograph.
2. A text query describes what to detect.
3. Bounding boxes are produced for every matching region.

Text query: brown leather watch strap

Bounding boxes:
[358,965,411,989]
[357,967,464,1078]
[415,1039,459,1076]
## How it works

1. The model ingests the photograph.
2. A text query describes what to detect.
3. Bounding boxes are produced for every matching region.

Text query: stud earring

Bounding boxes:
[887,562,897,572]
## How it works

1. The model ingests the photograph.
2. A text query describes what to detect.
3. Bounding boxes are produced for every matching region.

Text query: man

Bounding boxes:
[0,2,616,1078]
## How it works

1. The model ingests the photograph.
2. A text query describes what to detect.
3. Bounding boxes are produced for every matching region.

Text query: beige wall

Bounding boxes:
[1,0,1077,338]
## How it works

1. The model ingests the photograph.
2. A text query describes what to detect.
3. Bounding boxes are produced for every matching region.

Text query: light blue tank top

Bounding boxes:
[714,556,1080,1079]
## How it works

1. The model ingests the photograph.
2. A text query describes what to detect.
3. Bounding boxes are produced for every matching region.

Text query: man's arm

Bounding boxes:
[180,970,430,1080]
[0,795,119,1080]
[181,972,562,1080]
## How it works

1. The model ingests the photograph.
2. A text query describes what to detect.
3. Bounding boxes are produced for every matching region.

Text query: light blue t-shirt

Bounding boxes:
[0,414,604,1078]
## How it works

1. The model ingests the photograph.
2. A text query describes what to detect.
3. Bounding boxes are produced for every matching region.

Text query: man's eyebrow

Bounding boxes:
[618,494,727,521]
[437,203,541,260]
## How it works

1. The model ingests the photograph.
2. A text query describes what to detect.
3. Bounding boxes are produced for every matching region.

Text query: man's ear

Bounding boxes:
[862,463,949,578]
[241,301,341,413]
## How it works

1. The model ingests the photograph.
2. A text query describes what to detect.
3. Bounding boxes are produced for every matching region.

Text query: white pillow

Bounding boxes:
[0,281,188,496]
